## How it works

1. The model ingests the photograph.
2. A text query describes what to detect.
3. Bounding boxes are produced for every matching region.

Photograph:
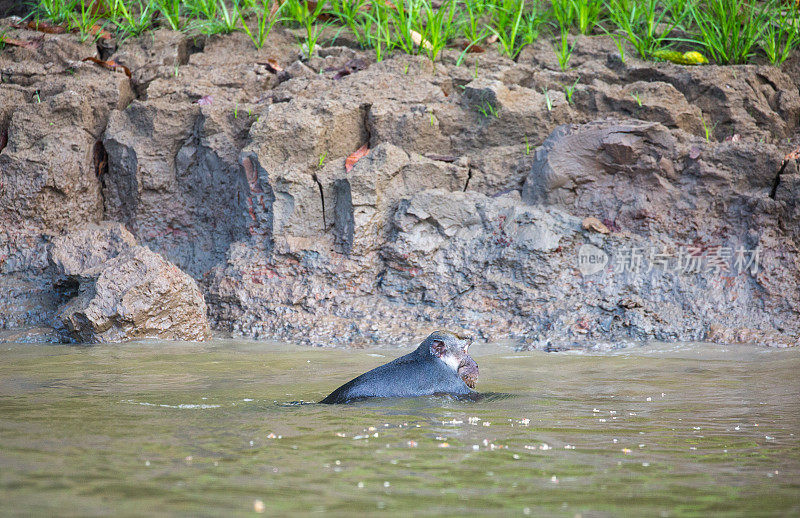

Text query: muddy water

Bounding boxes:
[0,341,797,516]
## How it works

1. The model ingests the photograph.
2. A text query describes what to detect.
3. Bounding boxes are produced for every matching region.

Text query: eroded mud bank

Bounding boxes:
[1,20,799,347]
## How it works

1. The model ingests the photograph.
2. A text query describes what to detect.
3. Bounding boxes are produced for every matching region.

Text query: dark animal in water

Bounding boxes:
[320,331,479,404]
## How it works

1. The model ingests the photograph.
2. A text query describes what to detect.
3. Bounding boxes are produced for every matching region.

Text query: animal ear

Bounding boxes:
[430,339,446,358]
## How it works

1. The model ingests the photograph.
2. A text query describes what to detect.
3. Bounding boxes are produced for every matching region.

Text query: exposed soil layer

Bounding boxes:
[1,19,799,348]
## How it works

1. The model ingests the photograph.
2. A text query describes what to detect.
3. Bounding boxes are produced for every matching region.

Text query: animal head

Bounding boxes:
[424,331,479,389]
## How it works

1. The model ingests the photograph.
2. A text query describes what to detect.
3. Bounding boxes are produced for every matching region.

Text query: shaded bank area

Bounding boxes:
[1,19,799,347]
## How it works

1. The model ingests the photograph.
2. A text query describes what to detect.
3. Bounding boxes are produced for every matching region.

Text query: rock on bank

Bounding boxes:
[51,223,211,343]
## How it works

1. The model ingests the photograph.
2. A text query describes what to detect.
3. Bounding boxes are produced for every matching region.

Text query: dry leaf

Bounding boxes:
[345,143,369,172]
[0,36,43,49]
[785,145,800,162]
[409,29,432,51]
[582,216,610,234]
[258,58,282,73]
[486,33,498,44]
[456,41,485,53]
[15,20,67,34]
[82,56,131,78]
[88,24,112,40]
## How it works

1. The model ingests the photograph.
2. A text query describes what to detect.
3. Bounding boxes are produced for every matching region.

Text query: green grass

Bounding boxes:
[240,0,283,48]
[283,0,330,57]
[187,0,243,34]
[476,99,499,117]
[562,76,579,103]
[487,0,527,58]
[554,26,574,70]
[689,0,770,64]
[22,0,800,66]
[759,1,800,65]
[154,0,183,30]
[36,0,78,25]
[552,0,605,35]
[541,86,552,111]
[604,0,689,59]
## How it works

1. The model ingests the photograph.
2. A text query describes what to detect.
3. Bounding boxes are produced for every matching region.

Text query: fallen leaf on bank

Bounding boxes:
[410,29,432,51]
[455,41,484,53]
[14,19,67,34]
[345,143,369,172]
[258,58,282,73]
[582,216,610,234]
[195,95,213,105]
[88,24,112,40]
[0,35,43,49]
[82,56,131,78]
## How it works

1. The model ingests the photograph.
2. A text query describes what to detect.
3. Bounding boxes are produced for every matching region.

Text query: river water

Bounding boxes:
[0,340,797,516]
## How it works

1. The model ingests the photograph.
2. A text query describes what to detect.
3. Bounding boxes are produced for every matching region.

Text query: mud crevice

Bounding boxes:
[770,159,791,199]
[464,167,473,192]
[96,39,116,62]
[93,139,109,178]
[92,139,110,214]
[186,35,206,58]
[361,103,374,147]
[312,172,326,230]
